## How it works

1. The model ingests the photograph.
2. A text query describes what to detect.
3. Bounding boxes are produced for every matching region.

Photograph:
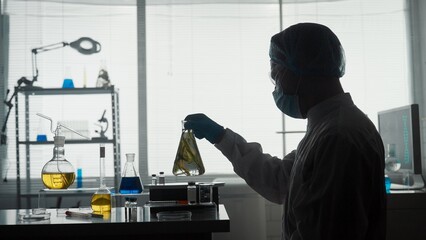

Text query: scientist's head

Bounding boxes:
[269,22,346,119]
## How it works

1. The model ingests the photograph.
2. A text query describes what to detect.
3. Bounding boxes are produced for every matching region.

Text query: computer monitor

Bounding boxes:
[378,104,424,189]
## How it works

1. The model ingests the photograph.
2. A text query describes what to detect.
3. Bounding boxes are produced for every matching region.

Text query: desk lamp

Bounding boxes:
[0,37,101,183]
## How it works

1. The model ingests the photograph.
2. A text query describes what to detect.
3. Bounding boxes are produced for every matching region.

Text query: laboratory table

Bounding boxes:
[0,204,230,240]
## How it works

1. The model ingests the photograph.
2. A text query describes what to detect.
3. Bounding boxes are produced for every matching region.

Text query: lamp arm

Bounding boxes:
[31,41,69,82]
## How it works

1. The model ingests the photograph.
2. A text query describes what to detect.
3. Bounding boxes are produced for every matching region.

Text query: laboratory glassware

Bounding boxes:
[172,121,205,176]
[124,197,138,222]
[37,113,89,189]
[119,153,143,194]
[187,181,197,205]
[385,175,391,194]
[41,135,75,189]
[91,144,111,214]
[158,171,165,184]
[151,174,157,185]
[385,143,401,172]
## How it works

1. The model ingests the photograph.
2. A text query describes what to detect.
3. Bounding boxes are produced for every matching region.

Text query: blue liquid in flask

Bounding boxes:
[119,177,143,194]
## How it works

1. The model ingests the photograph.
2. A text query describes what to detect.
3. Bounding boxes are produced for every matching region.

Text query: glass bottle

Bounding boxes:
[91,144,111,214]
[41,135,75,189]
[172,121,205,176]
[119,153,143,194]
[151,174,157,185]
[158,171,165,184]
[385,143,401,172]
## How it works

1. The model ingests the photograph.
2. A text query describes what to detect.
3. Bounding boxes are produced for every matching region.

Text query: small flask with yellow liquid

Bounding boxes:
[91,144,111,214]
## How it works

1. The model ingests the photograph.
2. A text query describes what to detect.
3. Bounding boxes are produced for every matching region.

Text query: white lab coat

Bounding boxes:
[215,93,386,240]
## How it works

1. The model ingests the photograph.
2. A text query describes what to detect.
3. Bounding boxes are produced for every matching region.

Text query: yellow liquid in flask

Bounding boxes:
[91,193,111,213]
[173,130,205,176]
[42,172,75,189]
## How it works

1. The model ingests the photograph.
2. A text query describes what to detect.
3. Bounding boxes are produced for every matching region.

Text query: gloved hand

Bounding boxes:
[184,113,225,144]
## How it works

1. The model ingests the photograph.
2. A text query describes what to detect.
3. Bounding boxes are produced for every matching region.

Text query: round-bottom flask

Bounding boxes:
[41,136,75,189]
[385,143,401,172]
[91,188,111,214]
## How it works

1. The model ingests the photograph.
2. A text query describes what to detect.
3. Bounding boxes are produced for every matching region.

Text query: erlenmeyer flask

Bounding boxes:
[119,153,143,194]
[173,121,205,176]
[41,136,75,189]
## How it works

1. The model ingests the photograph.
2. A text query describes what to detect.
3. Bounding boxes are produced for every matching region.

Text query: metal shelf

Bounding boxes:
[15,85,121,209]
[18,139,115,145]
[16,86,116,95]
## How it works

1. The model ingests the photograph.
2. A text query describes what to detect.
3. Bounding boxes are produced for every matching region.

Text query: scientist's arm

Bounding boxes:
[215,128,295,204]
[184,113,295,204]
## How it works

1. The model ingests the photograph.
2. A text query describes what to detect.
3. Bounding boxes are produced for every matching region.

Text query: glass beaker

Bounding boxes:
[41,136,75,189]
[91,144,111,214]
[119,153,143,194]
[172,121,205,176]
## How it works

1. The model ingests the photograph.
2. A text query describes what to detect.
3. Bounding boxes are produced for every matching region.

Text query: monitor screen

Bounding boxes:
[377,104,421,175]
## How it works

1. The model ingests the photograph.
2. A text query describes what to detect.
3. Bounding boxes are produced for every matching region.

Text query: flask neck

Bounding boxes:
[53,145,65,160]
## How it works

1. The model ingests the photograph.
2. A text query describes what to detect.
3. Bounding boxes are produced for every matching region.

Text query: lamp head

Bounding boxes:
[69,37,101,55]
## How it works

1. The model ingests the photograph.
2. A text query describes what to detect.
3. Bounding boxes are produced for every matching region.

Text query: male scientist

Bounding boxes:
[184,22,386,240]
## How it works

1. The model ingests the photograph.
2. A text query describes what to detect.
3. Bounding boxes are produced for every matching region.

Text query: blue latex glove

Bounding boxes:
[184,113,225,144]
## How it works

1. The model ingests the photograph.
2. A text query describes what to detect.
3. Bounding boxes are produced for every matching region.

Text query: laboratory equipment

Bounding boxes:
[173,121,205,176]
[199,183,214,205]
[62,79,74,88]
[119,153,143,194]
[158,171,165,184]
[151,174,157,185]
[91,144,112,214]
[378,104,425,190]
[65,211,103,219]
[147,182,224,215]
[385,175,391,194]
[124,197,138,222]
[13,87,121,209]
[96,61,111,87]
[37,113,89,189]
[93,109,108,140]
[18,209,51,222]
[76,168,83,188]
[187,181,197,205]
[385,143,401,172]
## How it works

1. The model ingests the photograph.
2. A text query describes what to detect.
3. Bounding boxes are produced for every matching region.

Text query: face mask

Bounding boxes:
[272,87,304,119]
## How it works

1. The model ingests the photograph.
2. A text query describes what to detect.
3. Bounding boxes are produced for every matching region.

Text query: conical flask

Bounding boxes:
[173,121,205,176]
[41,136,75,189]
[119,153,143,194]
[91,144,111,214]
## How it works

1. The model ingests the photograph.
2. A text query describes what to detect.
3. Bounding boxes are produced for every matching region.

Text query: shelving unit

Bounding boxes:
[14,86,121,209]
